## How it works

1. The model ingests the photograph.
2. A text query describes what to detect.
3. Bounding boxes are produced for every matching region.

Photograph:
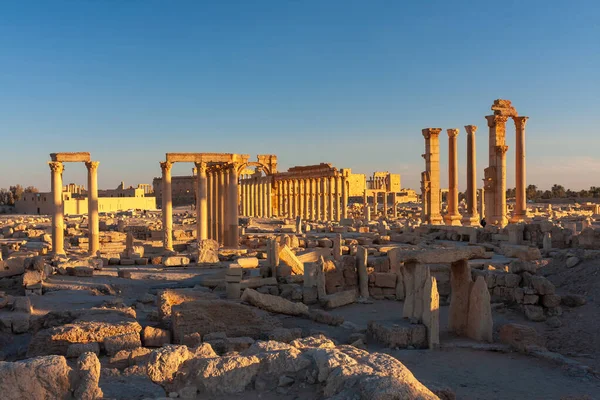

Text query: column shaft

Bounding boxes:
[49,162,65,255]
[444,129,462,226]
[160,161,173,251]
[86,161,100,255]
[463,125,480,225]
[328,176,335,221]
[228,164,239,247]
[196,162,208,241]
[512,117,528,222]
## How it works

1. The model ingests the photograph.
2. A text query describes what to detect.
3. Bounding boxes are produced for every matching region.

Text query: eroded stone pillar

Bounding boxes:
[219,167,226,244]
[319,178,326,220]
[444,128,462,226]
[485,115,509,227]
[227,164,239,247]
[85,161,100,255]
[298,179,305,220]
[328,176,335,221]
[422,128,443,224]
[49,161,65,255]
[195,162,208,241]
[266,177,272,218]
[303,179,309,220]
[342,176,348,219]
[207,170,214,239]
[335,175,342,221]
[512,116,528,223]
[310,179,317,220]
[160,161,173,251]
[463,125,480,226]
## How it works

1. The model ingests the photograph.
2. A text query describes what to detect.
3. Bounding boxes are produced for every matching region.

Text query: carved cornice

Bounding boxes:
[513,116,529,130]
[486,115,509,128]
[159,161,173,173]
[495,145,509,155]
[464,125,478,135]
[422,128,442,139]
[447,128,459,138]
[49,161,64,174]
[194,161,207,173]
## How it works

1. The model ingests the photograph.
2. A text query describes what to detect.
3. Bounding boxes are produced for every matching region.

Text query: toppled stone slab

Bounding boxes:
[501,244,542,261]
[389,246,486,265]
[171,300,281,343]
[279,245,304,274]
[368,320,428,349]
[322,289,357,309]
[241,288,309,316]
[163,256,190,267]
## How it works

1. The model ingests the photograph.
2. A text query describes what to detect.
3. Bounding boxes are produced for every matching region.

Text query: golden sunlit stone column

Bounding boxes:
[303,179,309,219]
[266,178,272,217]
[316,178,322,220]
[298,179,305,219]
[310,179,317,220]
[218,167,226,244]
[328,176,335,221]
[444,129,462,226]
[485,115,509,226]
[160,161,174,251]
[195,162,208,241]
[207,170,214,239]
[512,116,528,223]
[335,175,342,221]
[49,161,65,255]
[342,176,348,219]
[285,180,291,217]
[462,125,480,226]
[85,161,100,255]
[227,163,239,247]
[422,128,443,224]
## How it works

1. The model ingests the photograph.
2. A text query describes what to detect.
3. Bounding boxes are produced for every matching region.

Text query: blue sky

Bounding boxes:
[1,0,599,192]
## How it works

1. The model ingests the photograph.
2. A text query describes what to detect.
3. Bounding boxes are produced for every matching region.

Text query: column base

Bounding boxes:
[444,213,463,226]
[490,215,509,228]
[430,215,444,225]
[461,214,481,227]
[510,213,527,223]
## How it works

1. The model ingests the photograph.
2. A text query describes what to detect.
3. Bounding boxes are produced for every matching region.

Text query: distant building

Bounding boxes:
[153,175,196,208]
[15,182,156,215]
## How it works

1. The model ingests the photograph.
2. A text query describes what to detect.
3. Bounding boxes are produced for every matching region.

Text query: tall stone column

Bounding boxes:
[342,176,348,219]
[292,180,298,218]
[160,161,174,251]
[85,161,100,255]
[478,188,485,220]
[303,179,309,219]
[512,116,528,223]
[227,164,239,247]
[207,170,214,239]
[315,178,322,220]
[328,176,335,221]
[195,162,208,241]
[309,179,316,220]
[444,128,462,226]
[382,191,388,219]
[219,167,227,244]
[335,175,342,221]
[49,161,65,255]
[266,178,272,217]
[391,192,397,218]
[463,125,480,226]
[422,128,443,224]
[373,192,378,218]
[485,115,509,227]
[298,179,305,219]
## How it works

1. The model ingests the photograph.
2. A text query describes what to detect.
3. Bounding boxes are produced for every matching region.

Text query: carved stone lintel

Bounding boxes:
[85,161,100,172]
[49,161,64,174]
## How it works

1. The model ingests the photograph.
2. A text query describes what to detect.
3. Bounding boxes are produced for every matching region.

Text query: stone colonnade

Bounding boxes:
[421,100,528,228]
[48,152,99,256]
[240,172,273,218]
[273,173,348,221]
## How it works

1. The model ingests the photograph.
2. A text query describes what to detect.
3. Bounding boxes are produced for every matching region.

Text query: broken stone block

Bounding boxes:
[529,276,555,295]
[561,294,586,307]
[309,309,344,326]
[499,323,545,351]
[466,276,493,343]
[448,260,471,336]
[66,342,101,358]
[541,294,561,308]
[374,272,396,288]
[142,326,171,347]
[367,320,427,349]
[422,276,440,349]
[103,332,142,356]
[321,289,357,309]
[241,288,309,316]
[523,305,546,322]
[278,245,304,275]
[163,256,190,267]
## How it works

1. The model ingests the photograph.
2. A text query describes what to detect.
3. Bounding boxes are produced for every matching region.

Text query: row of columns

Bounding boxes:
[161,161,240,250]
[421,114,528,227]
[274,176,348,221]
[49,160,99,255]
[240,175,272,218]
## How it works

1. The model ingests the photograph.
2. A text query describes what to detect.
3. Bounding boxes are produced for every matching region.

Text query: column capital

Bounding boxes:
[85,161,100,171]
[194,161,208,174]
[485,115,509,128]
[513,116,529,130]
[160,161,173,173]
[422,128,442,139]
[464,125,478,135]
[48,161,64,174]
[495,145,509,155]
[447,128,459,138]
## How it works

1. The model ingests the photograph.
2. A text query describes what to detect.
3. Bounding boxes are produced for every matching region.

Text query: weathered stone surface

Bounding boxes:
[66,342,101,359]
[146,345,194,384]
[142,326,171,347]
[309,309,344,326]
[241,288,309,316]
[357,246,369,298]
[508,259,537,274]
[184,355,262,394]
[278,245,304,274]
[367,320,427,349]
[529,275,555,295]
[28,319,142,357]
[0,355,72,399]
[157,288,218,322]
[104,332,142,356]
[198,239,219,264]
[374,272,397,288]
[541,294,561,308]
[163,256,190,267]
[236,256,259,268]
[171,300,281,343]
[422,276,440,349]
[561,294,586,307]
[0,256,27,278]
[322,289,357,309]
[73,352,103,400]
[501,244,542,261]
[390,246,486,265]
[499,323,545,351]
[403,262,430,320]
[524,305,546,322]
[466,276,493,342]
[448,260,471,335]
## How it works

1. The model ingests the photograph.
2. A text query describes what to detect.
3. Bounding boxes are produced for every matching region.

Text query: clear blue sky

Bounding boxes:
[1,0,599,192]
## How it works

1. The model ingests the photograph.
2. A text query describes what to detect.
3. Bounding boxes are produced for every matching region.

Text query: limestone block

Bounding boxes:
[333,234,342,261]
[402,262,431,320]
[390,246,486,265]
[499,323,545,351]
[466,276,493,342]
[226,282,241,300]
[523,305,546,322]
[367,320,427,349]
[0,256,27,278]
[241,288,309,316]
[236,257,259,268]
[0,355,72,399]
[422,276,440,349]
[529,276,555,295]
[103,332,142,356]
[523,294,539,304]
[163,256,190,267]
[501,244,542,261]
[240,277,277,289]
[73,352,103,400]
[504,273,522,288]
[66,342,100,358]
[541,294,561,308]
[321,289,357,309]
[278,245,304,275]
[561,294,586,307]
[374,272,396,288]
[316,257,327,300]
[142,326,171,347]
[309,309,344,326]
[356,246,369,299]
[448,260,471,335]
